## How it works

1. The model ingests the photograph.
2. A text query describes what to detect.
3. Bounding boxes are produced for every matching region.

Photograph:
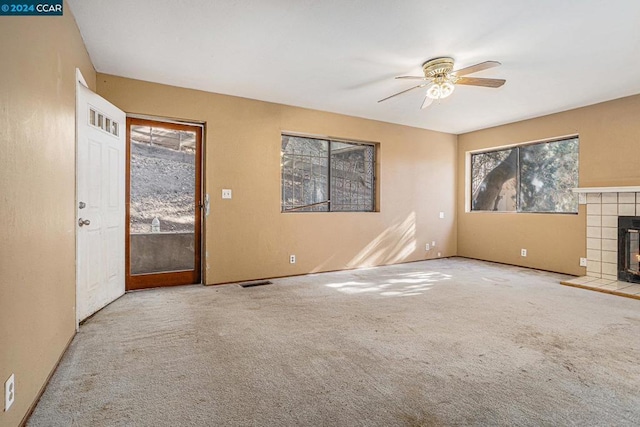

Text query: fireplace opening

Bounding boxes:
[618,216,640,283]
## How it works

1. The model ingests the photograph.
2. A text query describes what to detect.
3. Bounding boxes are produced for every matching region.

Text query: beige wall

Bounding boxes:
[0,3,96,426]
[457,95,640,275]
[97,75,458,284]
[11,7,638,424]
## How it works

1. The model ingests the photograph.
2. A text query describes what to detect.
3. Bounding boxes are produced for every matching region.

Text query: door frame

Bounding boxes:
[125,116,204,290]
[76,68,87,327]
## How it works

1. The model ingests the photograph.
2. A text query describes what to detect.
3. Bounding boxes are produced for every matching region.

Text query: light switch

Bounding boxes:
[222,189,232,199]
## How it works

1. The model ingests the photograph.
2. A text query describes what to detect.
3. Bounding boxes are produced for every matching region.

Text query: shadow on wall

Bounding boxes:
[348,212,417,268]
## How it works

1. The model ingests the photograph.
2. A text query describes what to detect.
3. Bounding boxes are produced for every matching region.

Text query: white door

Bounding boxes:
[76,75,126,323]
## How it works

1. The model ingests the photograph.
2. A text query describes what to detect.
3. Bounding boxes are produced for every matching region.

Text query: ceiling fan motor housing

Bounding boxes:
[422,57,455,78]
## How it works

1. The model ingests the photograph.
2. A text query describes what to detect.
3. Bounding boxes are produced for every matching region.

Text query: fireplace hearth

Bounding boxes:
[619,216,640,283]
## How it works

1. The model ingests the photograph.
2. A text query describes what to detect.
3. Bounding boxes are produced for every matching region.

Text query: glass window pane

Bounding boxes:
[628,231,640,275]
[519,138,578,213]
[281,135,329,212]
[471,148,517,211]
[330,141,375,212]
[129,124,196,274]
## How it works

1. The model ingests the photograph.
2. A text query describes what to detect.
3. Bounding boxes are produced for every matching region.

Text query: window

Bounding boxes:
[471,137,579,213]
[281,134,375,212]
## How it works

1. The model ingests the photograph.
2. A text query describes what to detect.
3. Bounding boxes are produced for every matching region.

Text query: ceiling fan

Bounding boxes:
[378,57,506,109]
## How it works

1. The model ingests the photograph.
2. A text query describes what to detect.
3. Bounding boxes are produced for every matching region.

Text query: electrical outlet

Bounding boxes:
[439,212,445,219]
[579,257,587,267]
[425,243,430,251]
[5,373,15,412]
[437,252,441,257]
[221,189,232,199]
[289,255,296,264]
[431,241,436,247]
[521,249,527,257]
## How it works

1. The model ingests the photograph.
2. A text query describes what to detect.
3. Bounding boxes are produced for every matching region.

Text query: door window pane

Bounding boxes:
[129,124,196,274]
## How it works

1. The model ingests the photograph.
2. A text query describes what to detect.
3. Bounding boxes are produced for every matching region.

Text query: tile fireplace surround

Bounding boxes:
[561,186,640,300]
[579,188,640,280]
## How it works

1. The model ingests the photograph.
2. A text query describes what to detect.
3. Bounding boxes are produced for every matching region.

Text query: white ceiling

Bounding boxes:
[68,0,640,134]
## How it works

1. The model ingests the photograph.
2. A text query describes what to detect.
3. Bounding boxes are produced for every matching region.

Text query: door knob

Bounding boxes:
[78,218,91,227]
[79,201,86,209]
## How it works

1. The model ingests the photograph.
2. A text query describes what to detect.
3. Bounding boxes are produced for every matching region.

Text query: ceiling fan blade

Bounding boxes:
[378,83,427,103]
[421,95,433,109]
[456,77,506,88]
[395,76,429,80]
[452,61,501,77]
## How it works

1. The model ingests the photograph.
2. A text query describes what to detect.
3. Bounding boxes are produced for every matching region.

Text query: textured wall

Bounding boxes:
[0,2,96,425]
[457,95,640,275]
[97,74,458,284]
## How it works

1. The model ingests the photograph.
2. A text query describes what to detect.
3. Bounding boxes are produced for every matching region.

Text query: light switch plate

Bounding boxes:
[439,212,445,219]
[579,257,587,267]
[221,189,232,199]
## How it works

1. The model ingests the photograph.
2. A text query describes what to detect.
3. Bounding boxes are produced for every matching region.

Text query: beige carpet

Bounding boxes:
[28,257,640,426]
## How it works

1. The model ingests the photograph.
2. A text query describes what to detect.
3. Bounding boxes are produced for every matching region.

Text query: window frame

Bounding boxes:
[468,135,579,214]
[280,133,377,213]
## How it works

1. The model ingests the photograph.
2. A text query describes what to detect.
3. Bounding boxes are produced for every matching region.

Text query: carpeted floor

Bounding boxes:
[28,257,640,426]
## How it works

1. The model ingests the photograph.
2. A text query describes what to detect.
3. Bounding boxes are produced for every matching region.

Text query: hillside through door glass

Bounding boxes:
[126,118,202,289]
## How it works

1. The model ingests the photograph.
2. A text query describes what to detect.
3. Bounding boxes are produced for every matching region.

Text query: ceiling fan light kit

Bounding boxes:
[426,79,456,100]
[378,56,506,109]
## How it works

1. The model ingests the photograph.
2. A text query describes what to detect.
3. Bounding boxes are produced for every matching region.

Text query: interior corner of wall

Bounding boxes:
[76,68,88,88]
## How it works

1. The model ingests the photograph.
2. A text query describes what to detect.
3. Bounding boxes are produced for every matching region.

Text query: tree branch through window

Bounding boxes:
[471,137,578,213]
